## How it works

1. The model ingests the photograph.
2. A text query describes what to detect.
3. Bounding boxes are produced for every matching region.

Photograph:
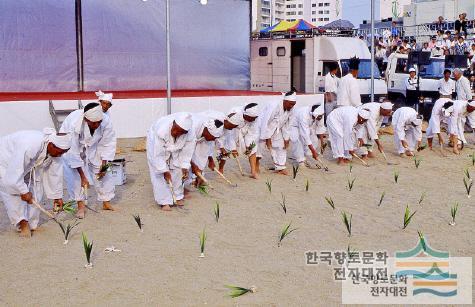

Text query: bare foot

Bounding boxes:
[218,167,224,174]
[275,169,288,175]
[399,153,405,158]
[76,201,86,219]
[18,220,31,238]
[161,205,172,211]
[102,201,115,211]
[176,200,185,206]
[361,155,368,161]
[367,151,375,158]
[249,172,259,179]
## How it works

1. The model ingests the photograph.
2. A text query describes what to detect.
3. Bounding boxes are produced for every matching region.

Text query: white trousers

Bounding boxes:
[149,168,184,206]
[394,129,419,154]
[63,161,115,202]
[257,140,287,170]
[0,191,40,230]
[328,126,352,159]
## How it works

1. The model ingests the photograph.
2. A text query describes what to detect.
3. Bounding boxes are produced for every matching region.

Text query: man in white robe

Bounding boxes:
[289,104,326,165]
[190,112,225,186]
[327,106,369,164]
[95,90,113,114]
[216,103,260,178]
[257,90,297,175]
[147,112,194,211]
[0,129,71,237]
[356,101,393,158]
[391,107,423,156]
[426,98,453,150]
[337,57,362,107]
[447,100,475,154]
[60,102,117,219]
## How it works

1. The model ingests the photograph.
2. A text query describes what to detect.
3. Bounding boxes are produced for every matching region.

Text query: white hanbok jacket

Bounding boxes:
[289,106,326,146]
[358,102,385,141]
[426,98,451,138]
[147,113,195,174]
[60,109,116,170]
[327,106,364,157]
[449,100,475,143]
[0,130,63,200]
[258,100,293,148]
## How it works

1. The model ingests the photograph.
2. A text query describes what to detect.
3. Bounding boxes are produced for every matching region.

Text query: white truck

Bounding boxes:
[251,36,387,102]
[385,52,467,118]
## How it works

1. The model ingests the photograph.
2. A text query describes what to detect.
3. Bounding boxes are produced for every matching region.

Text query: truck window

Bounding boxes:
[395,58,408,73]
[259,47,268,57]
[322,61,340,77]
[276,47,286,57]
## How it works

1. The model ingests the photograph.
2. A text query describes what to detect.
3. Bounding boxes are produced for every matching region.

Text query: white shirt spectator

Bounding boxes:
[405,76,418,91]
[337,73,362,107]
[455,75,472,100]
[324,72,339,93]
[438,78,455,96]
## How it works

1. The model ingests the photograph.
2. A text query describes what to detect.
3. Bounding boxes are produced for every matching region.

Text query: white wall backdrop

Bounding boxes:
[0,94,323,138]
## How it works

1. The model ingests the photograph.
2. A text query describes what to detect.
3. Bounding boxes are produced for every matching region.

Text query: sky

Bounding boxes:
[343,0,373,27]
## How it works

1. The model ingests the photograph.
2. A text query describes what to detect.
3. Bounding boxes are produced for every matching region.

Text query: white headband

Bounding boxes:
[442,106,454,117]
[468,101,475,107]
[43,128,72,150]
[311,104,324,117]
[204,119,224,138]
[174,112,192,131]
[283,92,297,102]
[243,104,259,117]
[227,111,245,127]
[95,90,113,102]
[358,109,371,120]
[84,105,104,122]
[381,102,394,110]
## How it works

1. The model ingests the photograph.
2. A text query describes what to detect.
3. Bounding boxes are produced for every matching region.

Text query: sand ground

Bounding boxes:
[0,136,474,306]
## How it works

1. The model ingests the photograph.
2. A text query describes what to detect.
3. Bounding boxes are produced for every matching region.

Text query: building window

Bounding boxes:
[318,10,323,14]
[298,4,303,8]
[259,47,268,57]
[324,10,330,14]
[277,47,286,57]
[318,3,323,7]
[286,11,296,15]
[298,11,303,15]
[312,18,317,22]
[324,17,329,21]
[324,2,330,6]
[312,3,316,7]
[312,11,316,14]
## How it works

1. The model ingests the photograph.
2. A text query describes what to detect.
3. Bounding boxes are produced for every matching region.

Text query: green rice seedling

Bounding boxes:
[199,227,207,257]
[82,232,93,268]
[244,141,256,156]
[305,179,309,192]
[96,162,113,180]
[214,202,220,223]
[349,163,353,175]
[133,214,143,232]
[265,178,272,193]
[341,211,352,237]
[278,222,297,247]
[464,168,472,181]
[417,230,427,252]
[325,196,335,210]
[378,191,385,207]
[471,152,475,166]
[347,177,356,191]
[62,200,77,214]
[292,164,299,180]
[402,205,417,229]
[279,193,287,214]
[418,192,426,205]
[197,185,209,196]
[413,156,422,169]
[393,170,399,183]
[449,203,459,226]
[59,220,80,245]
[225,285,257,298]
[463,177,473,198]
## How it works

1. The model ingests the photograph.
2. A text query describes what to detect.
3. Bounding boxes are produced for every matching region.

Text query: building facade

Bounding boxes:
[252,0,343,30]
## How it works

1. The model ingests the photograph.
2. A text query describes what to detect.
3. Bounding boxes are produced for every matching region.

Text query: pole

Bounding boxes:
[166,0,172,114]
[370,0,375,102]
[75,0,84,92]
